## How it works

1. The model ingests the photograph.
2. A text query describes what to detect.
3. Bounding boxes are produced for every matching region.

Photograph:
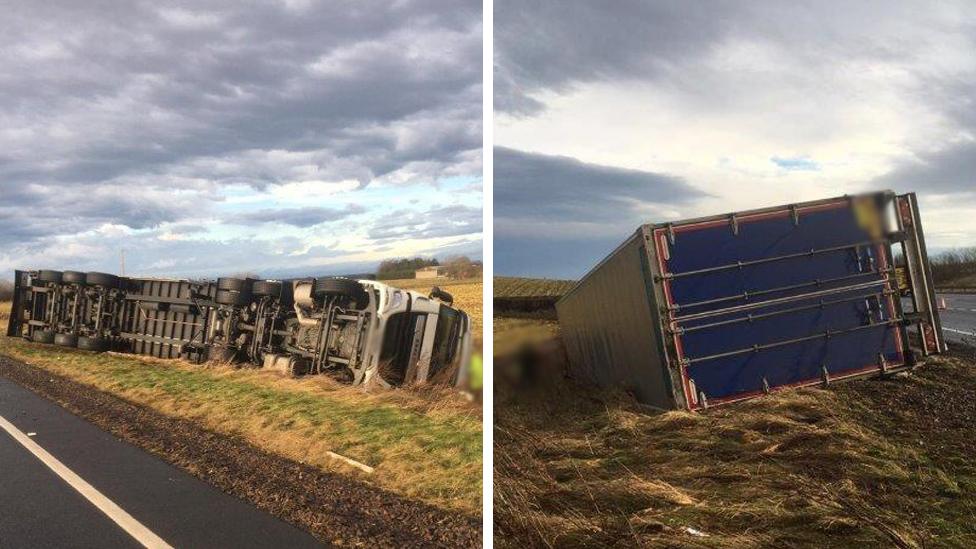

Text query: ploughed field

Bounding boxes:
[0,292,483,546]
[493,278,976,548]
[495,277,575,298]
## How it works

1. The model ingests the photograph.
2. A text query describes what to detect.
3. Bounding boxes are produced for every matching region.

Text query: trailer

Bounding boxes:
[556,191,945,410]
[6,273,472,388]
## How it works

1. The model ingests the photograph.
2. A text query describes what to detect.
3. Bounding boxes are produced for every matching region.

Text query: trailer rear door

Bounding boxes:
[652,195,908,408]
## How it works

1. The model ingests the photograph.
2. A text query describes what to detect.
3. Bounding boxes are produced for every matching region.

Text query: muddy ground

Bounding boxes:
[0,355,480,548]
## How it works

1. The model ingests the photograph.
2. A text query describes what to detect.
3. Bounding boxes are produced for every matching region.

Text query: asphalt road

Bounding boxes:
[902,293,976,347]
[937,293,976,347]
[0,375,325,548]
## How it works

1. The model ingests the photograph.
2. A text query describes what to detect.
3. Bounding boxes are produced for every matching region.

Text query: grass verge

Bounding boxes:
[0,333,482,515]
[495,339,976,547]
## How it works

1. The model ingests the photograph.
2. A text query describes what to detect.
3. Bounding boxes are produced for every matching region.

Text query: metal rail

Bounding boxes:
[685,318,902,365]
[676,290,887,334]
[674,279,888,322]
[660,239,880,281]
[672,269,888,312]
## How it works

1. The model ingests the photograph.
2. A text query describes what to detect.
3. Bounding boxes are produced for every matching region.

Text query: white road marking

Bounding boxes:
[0,414,174,549]
[943,327,976,337]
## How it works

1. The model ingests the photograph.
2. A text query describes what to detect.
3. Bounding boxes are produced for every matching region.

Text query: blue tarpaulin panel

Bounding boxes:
[654,199,904,407]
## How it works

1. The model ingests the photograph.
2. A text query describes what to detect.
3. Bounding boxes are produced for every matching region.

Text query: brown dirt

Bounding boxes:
[0,355,480,548]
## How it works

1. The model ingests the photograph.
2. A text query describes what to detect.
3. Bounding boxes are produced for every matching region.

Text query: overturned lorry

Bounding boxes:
[6,273,472,387]
[557,191,945,410]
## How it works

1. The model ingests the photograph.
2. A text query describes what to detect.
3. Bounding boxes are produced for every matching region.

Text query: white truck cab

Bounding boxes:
[358,280,473,387]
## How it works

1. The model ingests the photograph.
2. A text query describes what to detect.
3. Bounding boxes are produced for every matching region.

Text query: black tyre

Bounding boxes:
[37,270,63,283]
[54,333,78,347]
[252,280,281,297]
[118,277,137,292]
[33,330,55,344]
[77,336,108,352]
[86,272,120,288]
[217,277,250,291]
[313,277,362,297]
[62,271,87,284]
[207,345,237,362]
[429,286,454,304]
[215,289,248,306]
[276,280,296,306]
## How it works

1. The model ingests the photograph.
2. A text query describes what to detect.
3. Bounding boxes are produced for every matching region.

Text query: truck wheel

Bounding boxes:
[429,286,454,304]
[207,345,237,362]
[37,270,63,283]
[252,280,281,296]
[313,277,362,297]
[217,277,250,291]
[278,280,296,306]
[62,271,87,284]
[215,289,248,306]
[86,272,120,288]
[118,277,136,292]
[54,333,79,347]
[77,336,108,352]
[33,330,55,344]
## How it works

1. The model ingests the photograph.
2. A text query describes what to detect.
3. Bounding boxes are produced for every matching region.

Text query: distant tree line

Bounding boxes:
[929,247,976,286]
[0,280,13,302]
[377,257,440,280]
[440,256,483,279]
[376,256,482,280]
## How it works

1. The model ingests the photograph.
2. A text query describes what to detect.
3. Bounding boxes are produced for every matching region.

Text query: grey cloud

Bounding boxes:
[494,0,734,114]
[872,141,976,195]
[231,205,366,227]
[0,0,482,252]
[0,225,368,279]
[494,146,705,230]
[0,184,205,250]
[368,204,482,241]
[161,224,209,235]
[0,5,481,184]
[870,74,976,196]
[494,0,956,115]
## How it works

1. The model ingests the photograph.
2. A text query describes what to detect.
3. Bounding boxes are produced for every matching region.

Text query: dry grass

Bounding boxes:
[495,347,976,547]
[493,316,560,357]
[0,301,10,321]
[0,334,482,514]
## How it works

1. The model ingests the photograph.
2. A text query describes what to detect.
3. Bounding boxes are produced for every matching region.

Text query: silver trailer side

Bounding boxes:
[556,228,680,410]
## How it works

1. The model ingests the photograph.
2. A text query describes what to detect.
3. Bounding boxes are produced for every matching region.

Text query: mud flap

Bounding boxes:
[5,270,28,337]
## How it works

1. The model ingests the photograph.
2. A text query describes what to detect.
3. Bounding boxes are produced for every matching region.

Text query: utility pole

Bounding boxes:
[120,249,125,277]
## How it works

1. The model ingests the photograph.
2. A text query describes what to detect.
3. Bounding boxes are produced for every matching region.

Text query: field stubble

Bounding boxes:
[495,332,976,547]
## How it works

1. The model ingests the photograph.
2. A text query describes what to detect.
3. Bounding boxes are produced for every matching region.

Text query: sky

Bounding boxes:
[495,0,976,279]
[0,0,482,279]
